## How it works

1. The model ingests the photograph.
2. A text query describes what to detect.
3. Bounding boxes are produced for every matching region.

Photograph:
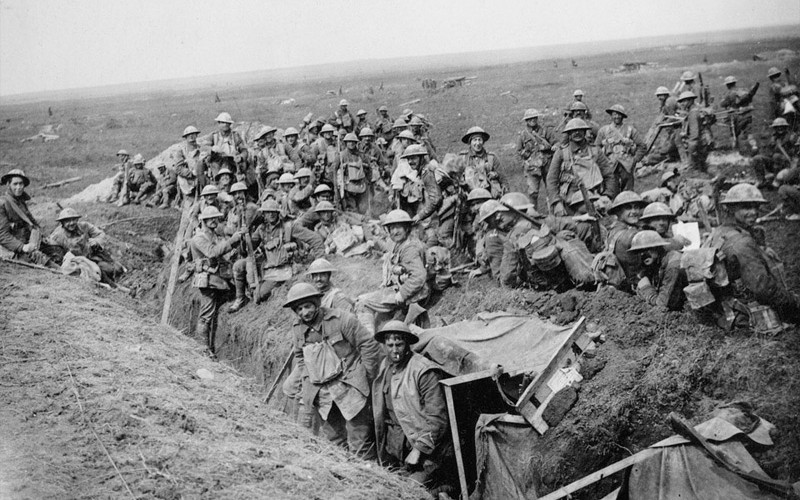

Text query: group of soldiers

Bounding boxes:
[3,66,799,498]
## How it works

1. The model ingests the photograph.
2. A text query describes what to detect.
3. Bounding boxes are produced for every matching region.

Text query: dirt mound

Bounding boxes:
[0,261,427,500]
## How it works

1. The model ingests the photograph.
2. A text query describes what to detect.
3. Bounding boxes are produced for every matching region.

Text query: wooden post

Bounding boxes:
[161,198,193,325]
[443,384,469,500]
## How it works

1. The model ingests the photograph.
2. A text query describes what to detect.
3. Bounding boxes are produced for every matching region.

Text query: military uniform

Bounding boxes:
[719,87,754,154]
[287,182,315,214]
[126,166,156,204]
[751,130,799,185]
[340,148,370,214]
[680,103,713,173]
[635,250,687,311]
[595,123,645,191]
[330,109,356,133]
[108,158,130,202]
[49,221,123,283]
[455,150,503,197]
[149,167,178,208]
[546,142,618,213]
[516,125,557,207]
[608,220,641,293]
[499,218,535,288]
[173,141,205,194]
[374,114,394,144]
[0,191,55,266]
[208,129,248,176]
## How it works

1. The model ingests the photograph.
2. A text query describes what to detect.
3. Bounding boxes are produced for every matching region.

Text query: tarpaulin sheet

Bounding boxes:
[413,312,576,377]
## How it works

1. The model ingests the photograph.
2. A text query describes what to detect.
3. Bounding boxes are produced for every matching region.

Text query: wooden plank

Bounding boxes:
[161,198,193,325]
[495,414,528,425]
[515,317,585,409]
[444,385,469,500]
[538,448,662,500]
[518,400,548,434]
[440,364,537,387]
[263,352,294,404]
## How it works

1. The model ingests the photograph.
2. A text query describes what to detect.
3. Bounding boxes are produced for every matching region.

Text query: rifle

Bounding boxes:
[240,208,261,296]
[644,118,684,155]
[577,180,602,244]
[500,201,542,228]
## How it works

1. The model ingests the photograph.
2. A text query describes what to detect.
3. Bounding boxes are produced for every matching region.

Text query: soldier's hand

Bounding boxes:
[553,202,567,217]
[404,448,421,466]
[230,231,244,243]
[674,235,692,248]
[21,243,34,253]
[468,269,483,279]
[393,291,404,304]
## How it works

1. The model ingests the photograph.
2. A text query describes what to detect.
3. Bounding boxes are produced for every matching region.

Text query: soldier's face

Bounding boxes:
[574,110,586,119]
[526,117,538,128]
[310,272,331,291]
[364,136,374,146]
[733,204,759,228]
[380,111,388,118]
[280,183,292,193]
[317,192,332,203]
[298,176,310,187]
[574,95,583,102]
[117,154,129,162]
[775,126,788,137]
[265,132,275,143]
[406,156,420,169]
[384,333,411,365]
[217,122,231,133]
[267,176,279,189]
[62,218,79,231]
[204,216,221,229]
[234,191,246,203]
[611,112,624,125]
[648,217,671,236]
[186,133,199,144]
[320,211,334,223]
[7,177,25,197]
[470,135,484,153]
[218,175,231,188]
[346,141,357,151]
[293,300,319,324]
[639,248,661,268]
[411,125,421,135]
[286,135,298,146]
[679,99,693,110]
[257,138,267,148]
[322,132,333,141]
[657,94,668,104]
[618,205,641,226]
[266,212,280,225]
[569,130,585,143]
[388,223,411,243]
[496,211,516,230]
[203,194,217,204]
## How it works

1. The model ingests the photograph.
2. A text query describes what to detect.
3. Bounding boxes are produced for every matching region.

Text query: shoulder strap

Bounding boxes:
[2,195,38,229]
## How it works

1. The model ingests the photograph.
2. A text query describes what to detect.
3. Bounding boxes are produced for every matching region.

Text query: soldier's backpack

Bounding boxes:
[555,231,596,287]
[591,230,627,289]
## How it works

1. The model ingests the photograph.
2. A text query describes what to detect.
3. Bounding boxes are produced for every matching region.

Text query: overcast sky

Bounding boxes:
[0,0,797,96]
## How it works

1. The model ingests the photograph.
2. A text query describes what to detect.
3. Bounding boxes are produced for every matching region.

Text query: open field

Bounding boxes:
[2,31,800,499]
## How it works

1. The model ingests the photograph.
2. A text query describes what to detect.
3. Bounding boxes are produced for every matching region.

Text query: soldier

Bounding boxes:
[359,127,389,193]
[305,257,354,311]
[409,116,437,160]
[354,109,369,136]
[214,167,234,198]
[642,87,681,166]
[285,282,381,458]
[559,102,599,145]
[253,125,290,186]
[640,202,690,252]
[373,105,394,144]
[190,184,223,225]
[627,230,687,311]
[390,130,418,173]
[0,169,59,268]
[311,123,339,189]
[147,162,178,209]
[190,206,243,355]
[330,99,356,133]
[677,91,713,175]
[275,172,297,216]
[460,187,492,258]
[707,183,800,323]
[108,149,130,203]
[570,89,592,119]
[677,70,697,95]
[547,118,618,217]
[296,185,335,230]
[595,104,646,191]
[208,112,248,177]
[372,320,456,496]
[288,167,316,215]
[340,133,370,213]
[223,182,259,239]
[456,126,503,197]
[516,108,557,208]
[173,125,205,196]
[767,67,785,121]
[606,191,646,292]
[355,209,428,335]
[751,117,799,188]
[777,166,800,221]
[392,145,442,235]
[49,208,124,284]
[719,75,757,155]
[282,127,307,172]
[124,154,157,205]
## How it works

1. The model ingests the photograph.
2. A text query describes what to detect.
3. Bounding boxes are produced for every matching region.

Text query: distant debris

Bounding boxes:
[755,48,798,61]
[279,98,296,106]
[499,91,518,103]
[326,90,337,96]
[572,59,578,68]
[399,98,421,108]
[22,124,61,143]
[606,62,657,74]
[214,93,221,103]
[422,79,438,90]
[443,76,465,88]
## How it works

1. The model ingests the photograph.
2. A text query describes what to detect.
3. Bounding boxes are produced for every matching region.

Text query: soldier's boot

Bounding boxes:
[228,278,249,313]
[528,190,540,210]
[196,322,210,351]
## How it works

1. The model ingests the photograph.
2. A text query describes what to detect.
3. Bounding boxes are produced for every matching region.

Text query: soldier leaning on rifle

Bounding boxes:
[207,112,248,178]
[49,207,124,284]
[751,118,799,189]
[627,230,688,311]
[0,169,60,268]
[516,108,557,210]
[595,104,645,192]
[190,206,244,356]
[284,282,381,459]
[371,320,457,497]
[107,149,130,203]
[546,118,618,217]
[705,183,800,324]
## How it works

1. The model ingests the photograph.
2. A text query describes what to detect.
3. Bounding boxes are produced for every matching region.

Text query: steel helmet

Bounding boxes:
[229,181,248,194]
[294,167,312,179]
[382,209,414,226]
[116,149,130,156]
[569,101,588,112]
[343,132,359,143]
[314,184,332,195]
[284,127,300,137]
[522,108,542,121]
[305,257,337,275]
[677,90,697,102]
[199,206,224,220]
[724,76,737,86]
[378,105,388,112]
[408,116,424,126]
[680,70,696,81]
[573,89,585,97]
[201,185,220,196]
[277,173,296,184]
[359,127,374,137]
[628,230,670,252]
[215,167,232,180]
[1,168,30,186]
[356,109,367,116]
[401,108,413,118]
[400,144,428,158]
[563,118,591,133]
[392,118,408,129]
[641,202,675,220]
[374,319,419,344]
[609,191,645,212]
[771,117,790,128]
[182,125,200,137]
[258,199,282,212]
[320,123,336,134]
[461,126,490,144]
[215,112,233,123]
[500,192,534,211]
[661,169,679,186]
[467,187,492,203]
[767,67,782,78]
[283,282,322,309]
[606,104,627,118]
[477,199,508,223]
[307,121,322,131]
[396,130,417,141]
[655,86,670,96]
[254,126,277,141]
[314,200,336,212]
[339,99,349,107]
[568,189,599,207]
[56,207,82,222]
[132,154,145,165]
[721,183,767,204]
[265,167,281,178]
